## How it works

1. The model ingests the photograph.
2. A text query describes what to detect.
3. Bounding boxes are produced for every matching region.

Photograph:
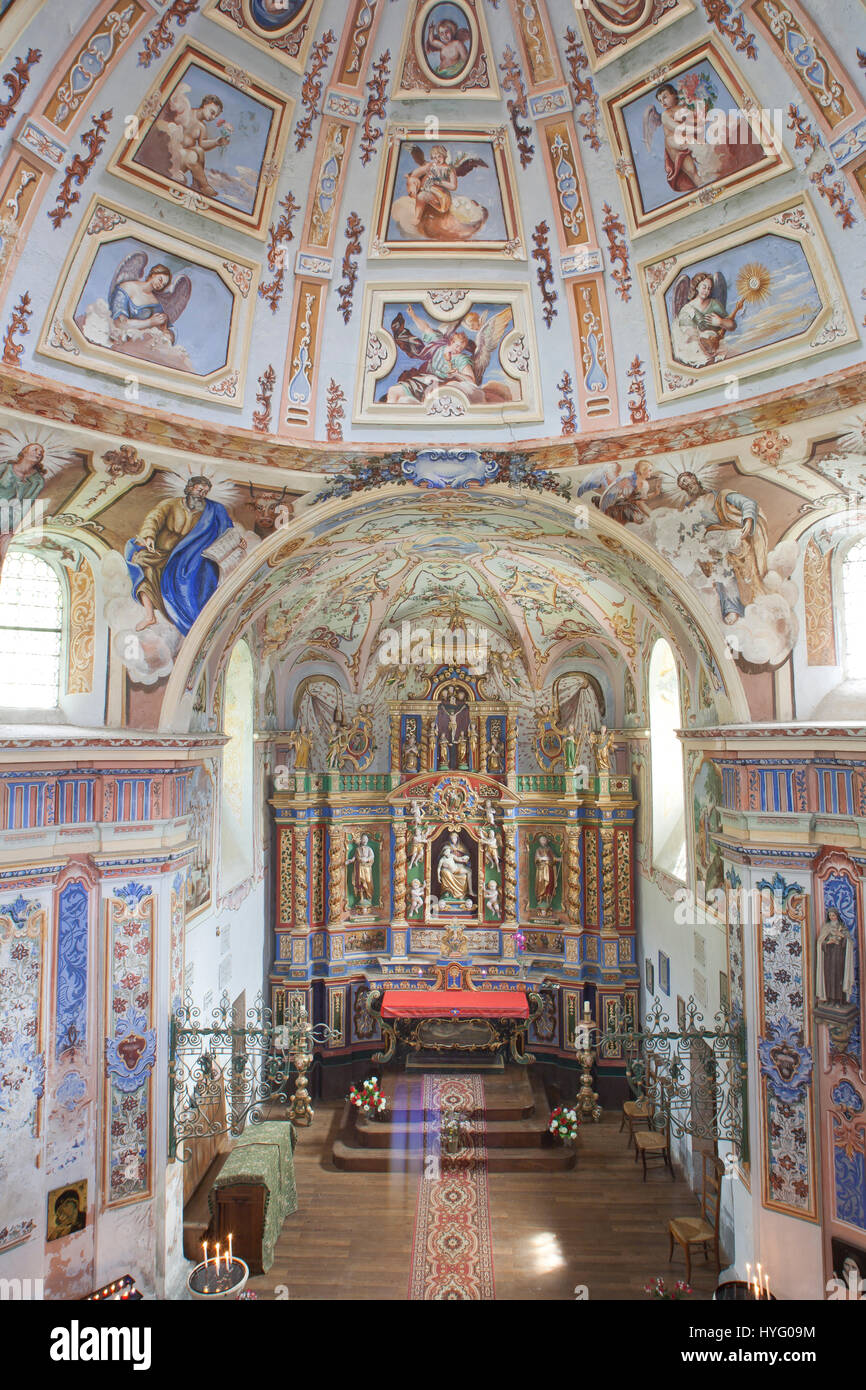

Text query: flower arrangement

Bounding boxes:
[348,1076,387,1118]
[548,1105,580,1142]
[644,1277,693,1300]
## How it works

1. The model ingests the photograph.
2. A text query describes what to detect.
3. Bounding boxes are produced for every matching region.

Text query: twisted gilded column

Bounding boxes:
[567,829,581,927]
[328,826,345,924]
[293,824,308,929]
[600,825,616,936]
[504,823,517,925]
[392,821,407,924]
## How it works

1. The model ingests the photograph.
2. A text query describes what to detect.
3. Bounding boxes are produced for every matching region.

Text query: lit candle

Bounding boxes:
[764,1273,770,1298]
[228,1234,233,1269]
[756,1263,762,1299]
[745,1261,751,1285]
[215,1242,220,1270]
[202,1241,208,1269]
[584,1001,591,1016]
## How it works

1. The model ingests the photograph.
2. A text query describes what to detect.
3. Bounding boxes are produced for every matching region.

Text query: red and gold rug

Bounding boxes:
[408,1074,494,1300]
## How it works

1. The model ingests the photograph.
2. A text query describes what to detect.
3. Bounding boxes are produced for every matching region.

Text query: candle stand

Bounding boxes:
[187,1257,249,1301]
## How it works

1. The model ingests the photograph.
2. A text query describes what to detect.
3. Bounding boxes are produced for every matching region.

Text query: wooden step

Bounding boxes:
[331,1139,577,1173]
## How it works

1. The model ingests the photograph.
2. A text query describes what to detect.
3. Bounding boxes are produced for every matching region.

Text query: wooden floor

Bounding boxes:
[248,1069,722,1301]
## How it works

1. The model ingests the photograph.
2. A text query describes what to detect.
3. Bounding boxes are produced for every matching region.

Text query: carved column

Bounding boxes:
[503,823,518,925]
[392,820,407,924]
[480,715,488,774]
[327,827,345,925]
[390,712,401,777]
[506,716,518,793]
[293,824,308,929]
[600,825,616,936]
[567,829,581,927]
[426,715,436,771]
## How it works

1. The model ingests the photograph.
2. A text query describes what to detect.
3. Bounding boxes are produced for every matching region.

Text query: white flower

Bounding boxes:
[370,1076,378,1084]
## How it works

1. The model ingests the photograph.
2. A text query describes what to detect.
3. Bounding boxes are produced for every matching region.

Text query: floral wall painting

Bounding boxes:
[108,43,292,240]
[604,42,791,236]
[203,0,323,73]
[46,1179,87,1242]
[356,284,541,425]
[574,0,696,72]
[394,0,499,99]
[38,201,258,406]
[640,197,857,402]
[370,125,524,258]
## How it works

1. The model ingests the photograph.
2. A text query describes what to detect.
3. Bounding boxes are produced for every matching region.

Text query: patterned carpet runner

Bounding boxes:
[408,1074,495,1301]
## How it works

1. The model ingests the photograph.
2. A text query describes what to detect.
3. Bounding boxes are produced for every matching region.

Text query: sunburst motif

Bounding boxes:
[736,262,772,305]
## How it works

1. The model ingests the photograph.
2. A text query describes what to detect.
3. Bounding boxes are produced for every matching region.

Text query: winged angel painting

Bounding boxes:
[383,303,515,406]
[74,238,233,376]
[392,144,492,242]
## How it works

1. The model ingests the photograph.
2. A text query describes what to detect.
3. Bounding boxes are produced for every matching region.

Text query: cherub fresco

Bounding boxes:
[383,304,515,406]
[640,70,763,201]
[247,0,305,30]
[399,144,488,241]
[423,10,471,78]
[136,86,233,201]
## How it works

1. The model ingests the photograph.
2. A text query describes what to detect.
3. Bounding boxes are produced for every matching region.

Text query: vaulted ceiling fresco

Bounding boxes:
[0,0,863,733]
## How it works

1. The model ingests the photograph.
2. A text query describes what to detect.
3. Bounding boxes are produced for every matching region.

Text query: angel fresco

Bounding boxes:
[383,304,515,406]
[399,144,489,241]
[641,73,762,201]
[248,0,306,30]
[671,268,748,368]
[76,249,195,373]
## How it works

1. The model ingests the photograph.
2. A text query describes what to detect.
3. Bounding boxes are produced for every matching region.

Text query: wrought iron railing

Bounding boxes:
[598,995,747,1149]
[167,990,336,1160]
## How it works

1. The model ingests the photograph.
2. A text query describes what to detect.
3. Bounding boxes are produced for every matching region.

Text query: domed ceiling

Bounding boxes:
[0,0,862,446]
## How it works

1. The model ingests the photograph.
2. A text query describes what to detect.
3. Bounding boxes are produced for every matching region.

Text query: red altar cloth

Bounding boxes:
[380,989,529,1020]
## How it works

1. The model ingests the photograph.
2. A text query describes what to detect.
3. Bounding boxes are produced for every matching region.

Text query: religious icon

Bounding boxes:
[347,833,376,908]
[422,5,472,81]
[533,835,561,913]
[816,908,855,1007]
[437,830,474,906]
[46,1181,87,1242]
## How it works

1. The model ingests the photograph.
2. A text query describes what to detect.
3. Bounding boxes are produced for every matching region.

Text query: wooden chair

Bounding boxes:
[633,1085,674,1182]
[668,1153,725,1282]
[620,1057,656,1148]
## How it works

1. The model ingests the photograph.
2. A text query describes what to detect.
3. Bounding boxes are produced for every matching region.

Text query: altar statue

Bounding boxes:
[347,833,375,905]
[409,822,432,871]
[438,734,449,769]
[484,879,501,917]
[487,723,505,771]
[287,723,312,771]
[437,831,474,904]
[593,725,614,773]
[468,723,479,770]
[327,721,346,771]
[457,732,469,769]
[408,878,425,917]
[402,720,421,772]
[479,820,500,872]
[816,907,855,1006]
[534,836,560,908]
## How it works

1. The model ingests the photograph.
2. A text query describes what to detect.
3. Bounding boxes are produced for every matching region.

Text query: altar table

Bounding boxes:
[380,989,529,1019]
[368,987,539,1068]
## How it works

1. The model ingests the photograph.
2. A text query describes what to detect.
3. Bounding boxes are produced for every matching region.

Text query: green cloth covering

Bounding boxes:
[208,1121,297,1273]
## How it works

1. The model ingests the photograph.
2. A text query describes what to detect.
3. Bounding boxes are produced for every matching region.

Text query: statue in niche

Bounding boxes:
[457,732,469,769]
[479,810,500,872]
[409,820,433,871]
[534,836,561,911]
[437,831,474,906]
[287,723,312,771]
[484,879,501,918]
[409,878,425,917]
[402,719,421,773]
[437,734,450,769]
[327,721,346,771]
[564,725,578,771]
[469,722,479,770]
[487,722,505,772]
[436,684,470,769]
[593,725,614,773]
[816,908,855,1007]
[347,833,375,907]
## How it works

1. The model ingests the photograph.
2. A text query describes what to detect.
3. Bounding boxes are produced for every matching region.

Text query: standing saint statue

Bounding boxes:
[437,832,474,905]
[816,908,855,1006]
[347,833,375,907]
[487,723,505,772]
[534,836,561,910]
[402,720,421,773]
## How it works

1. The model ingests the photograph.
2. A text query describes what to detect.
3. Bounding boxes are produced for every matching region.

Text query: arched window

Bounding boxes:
[842,537,866,679]
[0,550,63,709]
[221,640,255,889]
[648,638,686,881]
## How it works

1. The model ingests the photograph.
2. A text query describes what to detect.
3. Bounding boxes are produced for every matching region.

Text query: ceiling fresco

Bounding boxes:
[0,0,860,447]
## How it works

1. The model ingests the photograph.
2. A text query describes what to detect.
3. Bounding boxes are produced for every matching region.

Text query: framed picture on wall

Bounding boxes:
[677,995,686,1031]
[645,957,654,994]
[720,969,730,1012]
[658,951,670,996]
